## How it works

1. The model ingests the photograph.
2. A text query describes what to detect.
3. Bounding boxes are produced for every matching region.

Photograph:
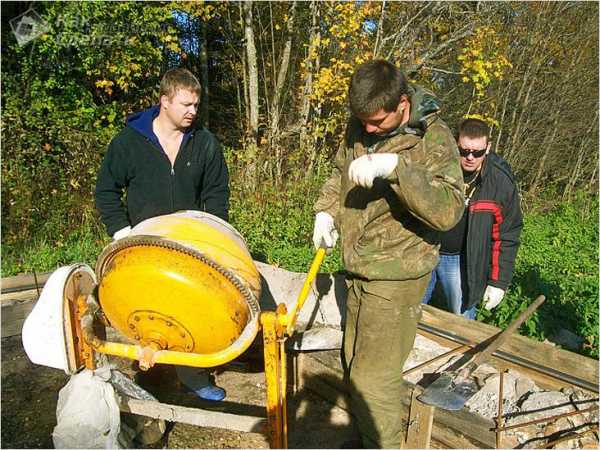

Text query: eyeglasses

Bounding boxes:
[458,147,487,158]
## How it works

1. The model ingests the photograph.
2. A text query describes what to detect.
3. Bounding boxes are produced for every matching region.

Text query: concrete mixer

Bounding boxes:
[22,210,326,448]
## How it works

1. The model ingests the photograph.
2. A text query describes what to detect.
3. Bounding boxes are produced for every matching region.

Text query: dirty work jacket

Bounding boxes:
[95,107,229,237]
[463,153,523,309]
[315,103,464,281]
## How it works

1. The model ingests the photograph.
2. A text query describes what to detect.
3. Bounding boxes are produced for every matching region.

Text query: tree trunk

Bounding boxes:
[563,110,598,200]
[238,2,250,137]
[528,123,558,195]
[198,20,210,129]
[302,0,321,175]
[244,0,259,143]
[270,1,297,182]
[373,0,386,57]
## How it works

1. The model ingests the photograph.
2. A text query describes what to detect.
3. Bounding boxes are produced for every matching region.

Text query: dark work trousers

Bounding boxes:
[343,274,430,448]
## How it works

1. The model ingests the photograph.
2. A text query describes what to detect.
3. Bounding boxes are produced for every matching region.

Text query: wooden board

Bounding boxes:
[119,396,267,433]
[1,272,51,293]
[405,386,434,449]
[1,292,38,338]
[420,305,598,393]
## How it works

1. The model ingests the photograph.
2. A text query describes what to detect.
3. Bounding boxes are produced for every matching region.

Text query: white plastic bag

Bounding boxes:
[52,367,122,449]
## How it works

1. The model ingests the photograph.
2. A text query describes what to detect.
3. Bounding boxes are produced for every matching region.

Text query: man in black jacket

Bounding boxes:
[95,68,229,239]
[422,118,523,318]
[95,68,229,400]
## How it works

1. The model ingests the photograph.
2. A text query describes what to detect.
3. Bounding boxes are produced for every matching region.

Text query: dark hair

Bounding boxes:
[349,60,408,117]
[458,118,490,141]
[160,68,201,99]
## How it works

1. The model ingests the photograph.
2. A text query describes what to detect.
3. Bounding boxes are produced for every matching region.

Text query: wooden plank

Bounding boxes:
[421,305,599,392]
[1,289,39,303]
[119,396,267,434]
[1,272,51,293]
[1,299,36,338]
[405,386,434,449]
[296,351,495,449]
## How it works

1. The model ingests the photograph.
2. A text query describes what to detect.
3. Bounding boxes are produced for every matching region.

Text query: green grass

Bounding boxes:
[1,225,109,277]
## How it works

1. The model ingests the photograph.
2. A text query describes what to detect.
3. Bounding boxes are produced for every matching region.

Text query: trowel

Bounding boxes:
[418,294,545,411]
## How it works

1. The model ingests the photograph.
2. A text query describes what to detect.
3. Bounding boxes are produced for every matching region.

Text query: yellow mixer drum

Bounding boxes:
[95,211,261,366]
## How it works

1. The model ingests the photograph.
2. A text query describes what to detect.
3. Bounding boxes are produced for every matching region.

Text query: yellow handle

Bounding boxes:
[285,247,327,336]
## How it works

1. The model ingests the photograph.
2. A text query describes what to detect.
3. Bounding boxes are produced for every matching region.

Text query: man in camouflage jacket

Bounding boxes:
[312,60,464,448]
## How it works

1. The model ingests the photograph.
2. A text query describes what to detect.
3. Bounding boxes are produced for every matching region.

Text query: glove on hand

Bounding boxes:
[348,153,398,188]
[312,212,338,250]
[482,285,505,310]
[112,226,131,241]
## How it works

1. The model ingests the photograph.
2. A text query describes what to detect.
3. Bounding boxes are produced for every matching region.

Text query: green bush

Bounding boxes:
[478,192,599,358]
[228,169,343,275]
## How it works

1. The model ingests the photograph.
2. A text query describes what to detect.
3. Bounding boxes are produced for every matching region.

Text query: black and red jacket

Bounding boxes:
[464,153,523,309]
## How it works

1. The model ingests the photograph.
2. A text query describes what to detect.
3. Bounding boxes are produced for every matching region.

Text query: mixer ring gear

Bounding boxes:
[95,235,261,321]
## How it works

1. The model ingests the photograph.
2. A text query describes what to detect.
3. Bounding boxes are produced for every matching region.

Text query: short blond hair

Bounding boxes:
[159,68,201,99]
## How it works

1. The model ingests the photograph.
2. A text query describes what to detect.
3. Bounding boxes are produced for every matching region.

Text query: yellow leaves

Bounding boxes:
[69,178,80,189]
[95,79,114,95]
[275,24,281,31]
[458,24,513,97]
[464,113,499,128]
[326,1,370,39]
[298,1,376,144]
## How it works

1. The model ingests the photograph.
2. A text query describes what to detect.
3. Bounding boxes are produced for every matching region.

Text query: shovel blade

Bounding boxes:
[417,372,480,411]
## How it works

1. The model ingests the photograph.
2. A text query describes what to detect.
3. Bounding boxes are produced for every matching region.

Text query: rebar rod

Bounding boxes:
[402,344,469,376]
[543,424,598,448]
[493,405,599,432]
[496,369,506,449]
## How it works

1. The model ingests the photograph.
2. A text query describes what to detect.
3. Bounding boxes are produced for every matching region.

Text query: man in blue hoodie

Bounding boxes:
[95,67,229,401]
[95,67,229,239]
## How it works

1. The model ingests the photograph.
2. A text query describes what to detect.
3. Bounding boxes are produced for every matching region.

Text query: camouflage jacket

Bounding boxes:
[314,85,465,281]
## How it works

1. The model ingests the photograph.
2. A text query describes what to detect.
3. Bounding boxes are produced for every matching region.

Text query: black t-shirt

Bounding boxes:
[440,170,479,255]
[440,209,468,254]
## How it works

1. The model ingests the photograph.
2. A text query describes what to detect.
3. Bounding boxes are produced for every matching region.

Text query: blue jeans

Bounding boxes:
[422,254,477,320]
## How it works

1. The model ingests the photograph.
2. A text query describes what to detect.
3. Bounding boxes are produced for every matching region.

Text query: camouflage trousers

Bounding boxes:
[343,274,430,448]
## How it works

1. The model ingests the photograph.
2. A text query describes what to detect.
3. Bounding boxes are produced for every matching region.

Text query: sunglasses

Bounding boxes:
[458,147,487,158]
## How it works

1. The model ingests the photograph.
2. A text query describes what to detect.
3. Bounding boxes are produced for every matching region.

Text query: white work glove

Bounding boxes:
[482,285,505,310]
[348,153,399,188]
[312,212,338,250]
[112,226,131,241]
